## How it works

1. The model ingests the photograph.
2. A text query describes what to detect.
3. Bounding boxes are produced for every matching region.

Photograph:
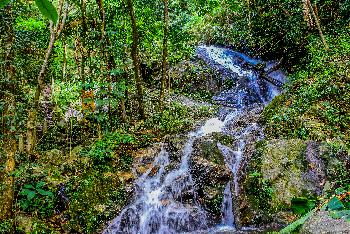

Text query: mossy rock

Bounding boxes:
[319,141,350,186]
[261,139,307,208]
[300,211,350,234]
[240,138,350,227]
[65,171,129,233]
[191,134,232,225]
[241,139,309,225]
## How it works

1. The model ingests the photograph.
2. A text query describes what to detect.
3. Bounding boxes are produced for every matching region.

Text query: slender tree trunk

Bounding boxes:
[119,8,129,123]
[306,0,329,50]
[26,0,68,154]
[0,4,17,222]
[159,0,169,112]
[80,0,87,114]
[125,0,145,119]
[97,0,114,129]
[62,37,67,81]
[1,136,17,221]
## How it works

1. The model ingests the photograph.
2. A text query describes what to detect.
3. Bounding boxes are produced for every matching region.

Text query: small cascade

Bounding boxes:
[221,182,235,228]
[217,140,244,197]
[104,118,224,234]
[104,45,285,234]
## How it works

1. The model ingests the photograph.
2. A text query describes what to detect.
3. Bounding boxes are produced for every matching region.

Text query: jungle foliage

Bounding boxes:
[0,0,349,233]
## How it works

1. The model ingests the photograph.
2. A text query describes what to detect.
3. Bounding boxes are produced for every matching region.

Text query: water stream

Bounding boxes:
[104,45,285,234]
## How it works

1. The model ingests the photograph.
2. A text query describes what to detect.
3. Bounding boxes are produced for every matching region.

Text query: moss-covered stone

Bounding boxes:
[301,211,350,234]
[240,138,350,227]
[261,139,307,208]
[65,171,128,233]
[191,134,232,225]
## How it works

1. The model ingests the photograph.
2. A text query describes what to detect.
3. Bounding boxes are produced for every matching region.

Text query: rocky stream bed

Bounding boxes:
[102,46,350,234]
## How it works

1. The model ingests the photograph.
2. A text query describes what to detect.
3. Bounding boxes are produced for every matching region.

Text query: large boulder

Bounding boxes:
[191,134,233,225]
[239,139,350,228]
[300,211,350,234]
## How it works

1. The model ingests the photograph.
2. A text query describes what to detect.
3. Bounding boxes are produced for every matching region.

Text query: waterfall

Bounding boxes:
[103,117,225,234]
[104,45,285,234]
[221,182,235,228]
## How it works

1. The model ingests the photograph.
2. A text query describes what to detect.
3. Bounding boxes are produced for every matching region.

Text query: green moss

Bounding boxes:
[0,219,13,234]
[203,184,225,216]
[320,142,350,187]
[213,133,235,146]
[200,140,225,165]
[66,171,128,233]
[243,139,309,220]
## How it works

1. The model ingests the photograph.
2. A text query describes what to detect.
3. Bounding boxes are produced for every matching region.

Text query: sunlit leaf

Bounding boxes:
[37,188,53,197]
[21,189,37,200]
[35,0,58,24]
[327,197,345,211]
[330,210,350,220]
[24,184,35,189]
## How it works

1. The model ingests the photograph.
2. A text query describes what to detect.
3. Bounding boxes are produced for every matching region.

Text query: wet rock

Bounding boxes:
[191,135,232,225]
[56,183,69,214]
[192,155,231,186]
[117,172,135,183]
[150,165,160,176]
[300,211,350,234]
[260,139,308,207]
[132,143,162,177]
[165,134,189,162]
[302,141,326,195]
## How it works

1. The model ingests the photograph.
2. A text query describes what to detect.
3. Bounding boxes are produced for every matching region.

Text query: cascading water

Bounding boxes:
[221,182,235,228]
[104,45,285,234]
[103,119,225,234]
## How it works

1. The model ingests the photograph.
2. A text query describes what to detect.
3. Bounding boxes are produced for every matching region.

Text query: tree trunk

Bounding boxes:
[159,0,169,112]
[125,0,145,119]
[26,0,68,154]
[306,0,329,50]
[119,10,129,123]
[80,0,88,114]
[97,0,114,129]
[62,37,67,81]
[0,4,17,222]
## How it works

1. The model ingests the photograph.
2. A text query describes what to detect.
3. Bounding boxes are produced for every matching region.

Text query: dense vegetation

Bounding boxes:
[1,0,349,233]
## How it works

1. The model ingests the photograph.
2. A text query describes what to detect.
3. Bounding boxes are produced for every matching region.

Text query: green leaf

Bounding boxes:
[24,184,35,189]
[327,197,345,211]
[37,188,53,197]
[335,187,347,195]
[329,210,350,219]
[291,197,316,216]
[279,209,315,234]
[36,181,45,188]
[20,200,30,210]
[26,190,36,200]
[19,189,30,196]
[0,0,11,9]
[35,0,58,24]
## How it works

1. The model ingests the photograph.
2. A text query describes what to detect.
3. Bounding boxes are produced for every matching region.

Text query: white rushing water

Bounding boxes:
[197,45,254,77]
[221,182,235,227]
[104,45,284,234]
[103,118,224,234]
